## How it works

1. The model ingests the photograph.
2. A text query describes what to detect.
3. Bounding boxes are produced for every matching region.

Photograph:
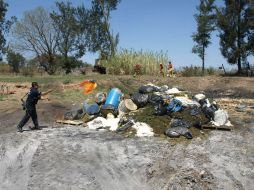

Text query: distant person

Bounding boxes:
[159,63,165,77]
[17,82,51,132]
[134,64,141,76]
[167,61,174,77]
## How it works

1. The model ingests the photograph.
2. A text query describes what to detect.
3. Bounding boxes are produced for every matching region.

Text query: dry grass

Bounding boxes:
[103,49,169,75]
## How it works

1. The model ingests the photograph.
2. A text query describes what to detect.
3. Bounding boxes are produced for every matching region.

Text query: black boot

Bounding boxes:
[17,125,23,133]
[29,125,40,130]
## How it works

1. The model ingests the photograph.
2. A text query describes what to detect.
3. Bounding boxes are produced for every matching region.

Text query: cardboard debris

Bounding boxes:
[202,124,232,131]
[56,120,83,125]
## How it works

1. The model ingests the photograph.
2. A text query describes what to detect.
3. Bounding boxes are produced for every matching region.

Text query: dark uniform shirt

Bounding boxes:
[26,87,41,106]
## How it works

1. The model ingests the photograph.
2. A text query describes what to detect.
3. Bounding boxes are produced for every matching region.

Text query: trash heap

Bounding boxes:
[63,83,232,139]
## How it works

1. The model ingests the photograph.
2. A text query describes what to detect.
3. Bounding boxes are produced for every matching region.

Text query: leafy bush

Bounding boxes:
[180,65,218,77]
[21,67,34,77]
[0,63,12,74]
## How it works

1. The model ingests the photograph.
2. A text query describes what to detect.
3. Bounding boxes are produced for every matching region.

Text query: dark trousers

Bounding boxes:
[17,105,38,128]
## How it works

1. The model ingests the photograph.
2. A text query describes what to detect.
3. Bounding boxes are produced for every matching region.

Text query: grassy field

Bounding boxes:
[0,74,87,83]
[0,74,145,103]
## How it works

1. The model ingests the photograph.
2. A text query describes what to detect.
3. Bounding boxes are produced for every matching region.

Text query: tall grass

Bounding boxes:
[103,49,169,75]
[180,65,218,77]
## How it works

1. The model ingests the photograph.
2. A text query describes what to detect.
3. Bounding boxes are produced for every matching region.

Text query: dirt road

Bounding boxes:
[0,122,253,190]
[0,76,253,189]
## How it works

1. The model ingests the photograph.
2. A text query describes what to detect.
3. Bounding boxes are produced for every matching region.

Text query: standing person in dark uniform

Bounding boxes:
[17,82,41,132]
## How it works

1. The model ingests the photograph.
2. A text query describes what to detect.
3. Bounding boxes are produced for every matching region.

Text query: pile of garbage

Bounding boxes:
[64,83,232,139]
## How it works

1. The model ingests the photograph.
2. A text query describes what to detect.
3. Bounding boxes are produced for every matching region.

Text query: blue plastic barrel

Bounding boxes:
[105,88,122,109]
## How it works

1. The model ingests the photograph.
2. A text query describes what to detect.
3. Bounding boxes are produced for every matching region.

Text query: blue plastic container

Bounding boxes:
[83,101,100,115]
[167,99,182,112]
[105,88,122,109]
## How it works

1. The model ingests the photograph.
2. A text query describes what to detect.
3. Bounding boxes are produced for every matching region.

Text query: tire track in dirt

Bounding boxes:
[0,132,42,190]
[27,128,151,190]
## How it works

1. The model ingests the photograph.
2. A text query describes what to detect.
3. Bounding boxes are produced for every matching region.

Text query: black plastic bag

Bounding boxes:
[154,102,168,116]
[189,106,202,116]
[170,119,191,128]
[139,85,156,94]
[148,94,164,105]
[202,106,216,120]
[64,108,84,120]
[165,127,193,139]
[131,93,149,108]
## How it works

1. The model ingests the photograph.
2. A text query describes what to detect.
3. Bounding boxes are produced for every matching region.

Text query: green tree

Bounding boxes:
[217,0,254,74]
[0,0,16,57]
[246,0,254,55]
[192,0,216,74]
[6,50,25,73]
[50,1,88,74]
[12,7,58,75]
[87,0,121,59]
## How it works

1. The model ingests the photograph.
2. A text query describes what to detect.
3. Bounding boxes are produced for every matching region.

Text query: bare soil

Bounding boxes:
[0,76,253,190]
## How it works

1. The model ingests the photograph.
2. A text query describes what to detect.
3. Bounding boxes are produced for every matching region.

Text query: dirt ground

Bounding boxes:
[0,76,253,190]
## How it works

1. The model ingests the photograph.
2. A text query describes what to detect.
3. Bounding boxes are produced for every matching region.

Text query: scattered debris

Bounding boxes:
[165,127,193,139]
[211,109,232,127]
[86,116,120,131]
[175,96,200,107]
[165,87,186,95]
[87,117,106,130]
[235,104,247,112]
[0,83,15,95]
[118,99,137,117]
[56,120,83,125]
[83,102,100,115]
[105,88,122,109]
[139,85,157,94]
[167,98,182,112]
[131,93,149,108]
[15,84,27,89]
[64,108,84,120]
[95,92,106,105]
[132,122,154,137]
[170,119,191,128]
[59,82,233,139]
[193,93,206,102]
[119,99,137,113]
[117,117,135,132]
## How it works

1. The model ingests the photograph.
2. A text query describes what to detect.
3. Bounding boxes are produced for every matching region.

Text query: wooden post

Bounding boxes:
[222,64,227,75]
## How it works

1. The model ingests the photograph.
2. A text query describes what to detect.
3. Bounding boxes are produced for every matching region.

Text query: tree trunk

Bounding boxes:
[202,45,205,75]
[237,56,242,74]
[64,51,71,74]
[237,1,242,74]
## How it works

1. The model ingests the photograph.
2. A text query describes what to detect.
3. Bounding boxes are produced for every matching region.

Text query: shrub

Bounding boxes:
[180,65,218,77]
[0,63,12,74]
[21,67,34,77]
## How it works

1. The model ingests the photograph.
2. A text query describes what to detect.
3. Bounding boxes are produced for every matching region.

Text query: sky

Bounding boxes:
[4,0,246,70]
